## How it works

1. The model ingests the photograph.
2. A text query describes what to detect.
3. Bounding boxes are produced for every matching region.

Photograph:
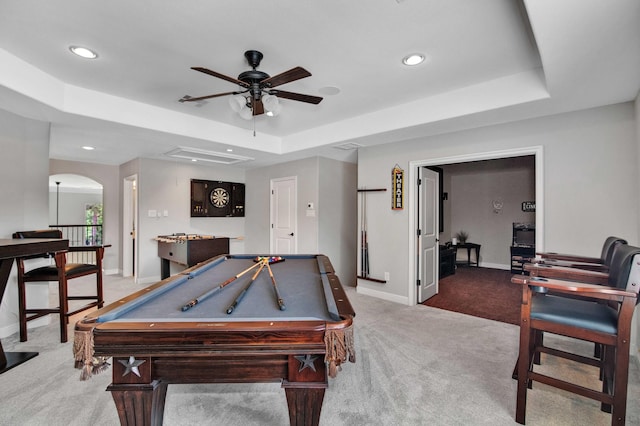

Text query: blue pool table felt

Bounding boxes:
[99,255,339,323]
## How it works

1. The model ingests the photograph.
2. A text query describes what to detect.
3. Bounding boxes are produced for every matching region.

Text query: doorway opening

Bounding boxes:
[123,174,138,279]
[49,174,103,247]
[408,146,544,306]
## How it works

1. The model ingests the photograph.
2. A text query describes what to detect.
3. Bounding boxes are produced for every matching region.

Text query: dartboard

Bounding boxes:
[209,187,229,208]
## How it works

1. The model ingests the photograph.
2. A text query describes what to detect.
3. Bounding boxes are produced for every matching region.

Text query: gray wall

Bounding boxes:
[0,109,50,337]
[245,156,357,286]
[318,157,358,286]
[356,102,638,304]
[48,190,102,226]
[245,157,321,254]
[133,158,245,282]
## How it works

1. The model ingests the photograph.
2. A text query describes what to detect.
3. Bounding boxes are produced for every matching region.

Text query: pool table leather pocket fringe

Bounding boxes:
[73,329,110,380]
[324,325,356,378]
[73,325,356,381]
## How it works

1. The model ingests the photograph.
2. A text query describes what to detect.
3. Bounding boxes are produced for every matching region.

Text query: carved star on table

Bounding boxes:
[294,354,318,372]
[118,356,146,377]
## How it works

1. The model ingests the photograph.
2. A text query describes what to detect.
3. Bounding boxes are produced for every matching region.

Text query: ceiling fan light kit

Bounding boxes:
[180,50,322,123]
[228,95,246,113]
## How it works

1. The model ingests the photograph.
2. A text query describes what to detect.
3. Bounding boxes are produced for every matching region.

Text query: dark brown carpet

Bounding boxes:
[423,267,521,325]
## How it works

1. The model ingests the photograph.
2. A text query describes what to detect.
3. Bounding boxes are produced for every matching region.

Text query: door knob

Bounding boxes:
[289,233,294,236]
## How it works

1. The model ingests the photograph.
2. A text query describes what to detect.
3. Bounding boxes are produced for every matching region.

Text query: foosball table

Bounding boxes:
[156,234,229,279]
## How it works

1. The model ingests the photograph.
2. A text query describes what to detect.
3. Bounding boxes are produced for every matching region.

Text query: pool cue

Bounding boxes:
[226,259,267,314]
[265,261,285,310]
[180,261,262,311]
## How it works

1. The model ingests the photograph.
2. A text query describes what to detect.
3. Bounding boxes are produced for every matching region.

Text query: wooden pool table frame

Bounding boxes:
[74,254,355,426]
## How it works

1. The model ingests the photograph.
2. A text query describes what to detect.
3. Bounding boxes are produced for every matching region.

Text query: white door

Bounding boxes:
[270,177,297,254]
[417,167,439,302]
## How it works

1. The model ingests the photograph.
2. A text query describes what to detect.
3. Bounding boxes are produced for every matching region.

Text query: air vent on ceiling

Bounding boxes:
[165,147,254,165]
[333,142,364,150]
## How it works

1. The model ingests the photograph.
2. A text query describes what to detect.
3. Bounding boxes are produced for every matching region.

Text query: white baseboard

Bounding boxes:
[0,316,50,339]
[356,283,409,305]
[477,262,511,270]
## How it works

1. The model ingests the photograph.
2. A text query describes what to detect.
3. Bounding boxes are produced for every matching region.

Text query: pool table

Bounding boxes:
[74,254,355,426]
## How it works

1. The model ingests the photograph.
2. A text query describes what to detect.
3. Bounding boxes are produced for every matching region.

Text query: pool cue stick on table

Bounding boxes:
[226,259,267,314]
[265,261,285,310]
[180,261,262,311]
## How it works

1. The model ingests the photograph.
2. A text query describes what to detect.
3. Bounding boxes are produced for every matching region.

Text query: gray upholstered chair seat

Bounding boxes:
[23,263,99,279]
[531,295,618,335]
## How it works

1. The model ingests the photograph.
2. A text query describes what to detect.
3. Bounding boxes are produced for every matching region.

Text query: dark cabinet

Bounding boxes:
[511,245,535,275]
[439,246,456,278]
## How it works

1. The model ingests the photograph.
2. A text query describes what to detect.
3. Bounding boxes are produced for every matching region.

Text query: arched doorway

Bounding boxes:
[49,174,103,246]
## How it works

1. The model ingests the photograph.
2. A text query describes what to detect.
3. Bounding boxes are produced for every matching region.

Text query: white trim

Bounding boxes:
[122,174,138,280]
[357,284,410,305]
[407,146,544,306]
[270,176,298,254]
[479,262,511,270]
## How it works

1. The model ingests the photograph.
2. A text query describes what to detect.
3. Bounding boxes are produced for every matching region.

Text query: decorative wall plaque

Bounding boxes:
[392,166,404,210]
[521,201,536,212]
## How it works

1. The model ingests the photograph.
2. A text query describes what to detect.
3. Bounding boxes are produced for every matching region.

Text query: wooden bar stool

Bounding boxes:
[512,243,640,425]
[13,230,106,343]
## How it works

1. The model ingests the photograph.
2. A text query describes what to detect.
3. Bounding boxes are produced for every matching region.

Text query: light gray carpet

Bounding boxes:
[0,274,638,425]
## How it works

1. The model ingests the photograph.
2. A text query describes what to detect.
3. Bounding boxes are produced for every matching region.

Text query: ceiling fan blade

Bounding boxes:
[191,67,249,88]
[252,98,265,115]
[272,90,323,105]
[179,92,237,103]
[262,67,311,88]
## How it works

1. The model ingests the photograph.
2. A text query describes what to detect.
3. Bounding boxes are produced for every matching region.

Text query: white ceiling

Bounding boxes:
[0,0,638,169]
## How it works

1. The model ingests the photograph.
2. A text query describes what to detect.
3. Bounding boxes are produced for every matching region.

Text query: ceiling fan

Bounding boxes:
[179,50,323,117]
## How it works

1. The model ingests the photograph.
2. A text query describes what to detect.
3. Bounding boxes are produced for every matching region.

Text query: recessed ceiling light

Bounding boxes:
[402,53,425,66]
[82,146,95,150]
[319,86,341,96]
[226,149,233,152]
[69,46,98,59]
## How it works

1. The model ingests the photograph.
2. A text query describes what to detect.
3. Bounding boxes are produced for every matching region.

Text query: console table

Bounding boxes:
[454,242,481,267]
[0,238,68,373]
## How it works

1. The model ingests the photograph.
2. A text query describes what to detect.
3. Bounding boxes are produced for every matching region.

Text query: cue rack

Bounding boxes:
[357,188,387,283]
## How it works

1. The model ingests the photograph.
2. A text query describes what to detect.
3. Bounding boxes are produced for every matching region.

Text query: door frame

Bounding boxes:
[122,174,138,279]
[407,146,544,306]
[269,176,298,254]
